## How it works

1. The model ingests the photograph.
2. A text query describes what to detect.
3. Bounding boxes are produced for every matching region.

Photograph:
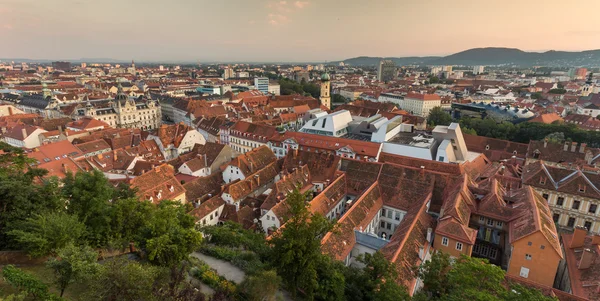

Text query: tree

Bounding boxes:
[7,212,86,257]
[87,258,163,301]
[1,265,63,301]
[427,106,452,126]
[63,170,115,247]
[343,252,409,301]
[531,92,543,100]
[47,244,99,297]
[239,270,281,301]
[413,252,556,301]
[548,88,566,94]
[332,94,347,104]
[314,255,345,301]
[108,197,154,249]
[140,201,203,267]
[269,187,336,299]
[428,76,440,84]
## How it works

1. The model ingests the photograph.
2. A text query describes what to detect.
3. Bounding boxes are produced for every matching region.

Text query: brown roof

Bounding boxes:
[74,139,111,155]
[321,182,383,261]
[130,164,186,203]
[66,117,109,131]
[463,134,529,161]
[156,123,194,148]
[183,172,223,203]
[561,233,600,301]
[189,196,226,222]
[282,149,340,183]
[227,145,277,177]
[28,140,83,163]
[522,161,600,200]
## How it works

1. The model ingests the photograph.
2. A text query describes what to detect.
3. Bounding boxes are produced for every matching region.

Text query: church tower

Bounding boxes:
[320,72,331,110]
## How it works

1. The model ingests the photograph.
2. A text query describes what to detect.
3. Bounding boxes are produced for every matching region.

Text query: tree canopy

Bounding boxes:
[427,106,452,127]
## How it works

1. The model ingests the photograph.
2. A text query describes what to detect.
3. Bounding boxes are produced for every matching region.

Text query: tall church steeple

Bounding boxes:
[320,72,331,110]
[42,82,52,99]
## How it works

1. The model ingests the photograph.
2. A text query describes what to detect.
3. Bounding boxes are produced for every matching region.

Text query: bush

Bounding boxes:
[189,258,237,296]
[199,244,266,274]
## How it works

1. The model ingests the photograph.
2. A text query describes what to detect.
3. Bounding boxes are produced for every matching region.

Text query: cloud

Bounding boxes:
[294,1,309,8]
[268,13,289,25]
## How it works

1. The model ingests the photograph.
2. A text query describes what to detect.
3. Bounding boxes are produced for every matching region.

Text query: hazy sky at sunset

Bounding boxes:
[1,0,600,62]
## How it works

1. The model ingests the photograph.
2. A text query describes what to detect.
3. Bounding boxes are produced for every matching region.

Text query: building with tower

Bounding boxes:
[320,73,331,109]
[82,82,161,130]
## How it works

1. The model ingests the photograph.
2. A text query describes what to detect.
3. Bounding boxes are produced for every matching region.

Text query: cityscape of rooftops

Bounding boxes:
[1,1,600,300]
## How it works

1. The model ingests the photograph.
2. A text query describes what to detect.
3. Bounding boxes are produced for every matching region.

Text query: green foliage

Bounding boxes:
[314,255,345,301]
[63,170,115,247]
[108,197,154,249]
[269,187,336,299]
[7,212,86,257]
[531,92,543,99]
[548,88,566,94]
[199,221,267,255]
[458,116,600,147]
[239,270,281,301]
[46,244,99,297]
[198,244,265,274]
[141,201,203,267]
[86,257,164,301]
[1,265,63,301]
[413,252,557,301]
[343,252,410,301]
[279,78,321,98]
[427,106,452,126]
[190,258,237,297]
[332,94,347,104]
[428,75,440,84]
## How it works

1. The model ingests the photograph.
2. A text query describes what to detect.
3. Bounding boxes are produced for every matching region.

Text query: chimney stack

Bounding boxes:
[8,106,13,116]
[571,226,588,249]
[580,143,587,153]
[544,138,548,148]
[204,154,208,167]
[564,142,569,151]
[571,141,577,152]
[577,248,595,270]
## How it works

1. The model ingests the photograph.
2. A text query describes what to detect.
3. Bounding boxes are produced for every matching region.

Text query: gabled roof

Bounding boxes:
[321,182,383,261]
[183,172,223,203]
[130,164,186,203]
[227,145,277,176]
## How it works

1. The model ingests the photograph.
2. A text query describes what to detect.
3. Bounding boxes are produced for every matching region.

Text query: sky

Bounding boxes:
[1,0,600,63]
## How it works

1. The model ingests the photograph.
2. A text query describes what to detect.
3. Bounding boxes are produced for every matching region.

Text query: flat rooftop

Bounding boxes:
[387,132,434,148]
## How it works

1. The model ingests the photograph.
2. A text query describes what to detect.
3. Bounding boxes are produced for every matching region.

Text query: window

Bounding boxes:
[441,237,449,246]
[520,267,530,278]
[489,248,498,259]
[540,245,545,250]
[567,217,576,228]
[542,193,549,200]
[539,177,546,185]
[572,200,581,210]
[479,216,485,222]
[556,197,564,206]
[553,213,560,223]
[527,241,532,246]
[525,254,532,260]
[381,208,386,217]
[386,223,391,230]
[584,221,592,231]
[487,218,494,226]
[438,156,445,161]
[395,212,401,221]
[579,185,586,193]
[589,204,597,214]
[456,242,463,251]
[496,221,503,227]
[387,210,392,219]
[380,221,385,228]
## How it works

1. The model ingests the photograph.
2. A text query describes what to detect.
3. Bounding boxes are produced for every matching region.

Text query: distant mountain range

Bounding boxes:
[337,47,600,67]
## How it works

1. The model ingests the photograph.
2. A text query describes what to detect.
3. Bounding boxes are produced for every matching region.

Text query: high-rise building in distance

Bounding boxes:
[377,60,396,82]
[254,77,269,94]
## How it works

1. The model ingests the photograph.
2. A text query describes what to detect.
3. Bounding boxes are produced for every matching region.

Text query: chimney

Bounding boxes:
[61,163,67,173]
[578,248,595,270]
[564,142,569,151]
[544,138,548,148]
[204,154,208,167]
[571,141,577,152]
[571,226,588,249]
[8,106,13,116]
[580,143,587,153]
[592,235,600,245]
[21,128,28,139]
[58,126,63,135]
[113,150,118,161]
[427,227,433,243]
[154,165,161,173]
[1,127,6,134]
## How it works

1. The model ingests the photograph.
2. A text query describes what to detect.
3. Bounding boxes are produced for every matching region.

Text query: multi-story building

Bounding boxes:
[377,60,396,82]
[227,121,277,154]
[400,92,441,117]
[523,161,600,234]
[320,73,331,109]
[85,84,161,130]
[473,65,485,75]
[254,77,269,95]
